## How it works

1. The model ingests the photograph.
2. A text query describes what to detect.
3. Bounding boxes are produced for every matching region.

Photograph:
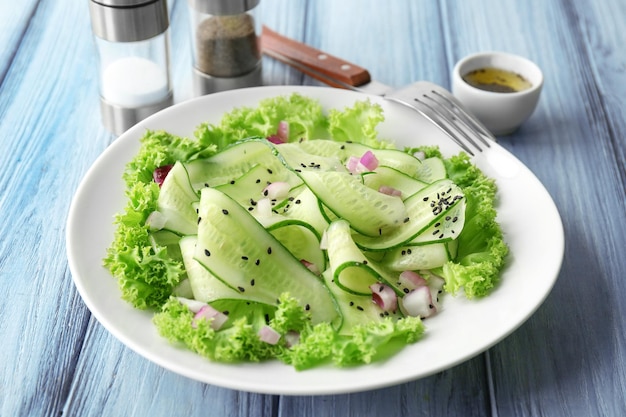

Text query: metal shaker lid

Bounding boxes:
[89,0,169,42]
[188,0,260,15]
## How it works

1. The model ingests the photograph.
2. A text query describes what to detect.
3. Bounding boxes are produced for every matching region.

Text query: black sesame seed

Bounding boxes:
[379,285,384,292]
[349,301,354,306]
[267,247,272,254]
[230,180,235,185]
[357,306,364,311]
[222,209,229,215]
[222,310,229,315]
[295,169,301,173]
[255,178,261,184]
[250,279,255,286]
[197,217,202,224]
[401,250,407,256]
[403,288,410,294]
[255,259,260,266]
[238,286,245,292]
[295,199,301,204]
[204,183,210,187]
[250,198,257,206]
[429,304,434,309]
[265,313,270,324]
[305,304,310,311]
[407,248,412,254]
[267,168,273,174]
[432,229,440,235]
[263,189,269,196]
[423,196,429,201]
[242,256,249,260]
[435,222,441,227]
[204,249,211,256]
[404,217,410,223]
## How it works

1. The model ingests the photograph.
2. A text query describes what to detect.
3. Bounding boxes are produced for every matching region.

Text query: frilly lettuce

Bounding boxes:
[154,294,425,370]
[105,93,507,369]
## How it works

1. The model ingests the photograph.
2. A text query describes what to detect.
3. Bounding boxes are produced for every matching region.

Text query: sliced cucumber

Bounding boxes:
[156,161,199,236]
[381,242,451,271]
[362,166,427,199]
[321,270,401,336]
[408,197,466,245]
[180,235,245,302]
[267,219,326,273]
[297,140,424,177]
[194,187,338,324]
[185,139,280,189]
[298,170,408,237]
[279,186,329,236]
[414,156,447,183]
[326,219,403,296]
[215,163,301,212]
[353,179,465,251]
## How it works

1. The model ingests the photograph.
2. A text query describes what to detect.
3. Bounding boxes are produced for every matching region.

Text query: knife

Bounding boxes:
[260,26,393,96]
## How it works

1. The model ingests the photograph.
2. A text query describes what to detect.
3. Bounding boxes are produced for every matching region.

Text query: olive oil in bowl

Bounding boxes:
[462,67,532,93]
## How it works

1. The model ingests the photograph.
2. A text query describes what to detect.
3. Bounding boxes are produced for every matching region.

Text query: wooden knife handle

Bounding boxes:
[261,26,371,88]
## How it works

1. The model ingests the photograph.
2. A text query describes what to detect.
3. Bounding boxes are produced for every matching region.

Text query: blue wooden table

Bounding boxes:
[1,0,625,415]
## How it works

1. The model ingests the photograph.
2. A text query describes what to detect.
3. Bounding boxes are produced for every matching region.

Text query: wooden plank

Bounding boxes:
[441,0,626,415]
[0,0,40,84]
[275,1,491,414]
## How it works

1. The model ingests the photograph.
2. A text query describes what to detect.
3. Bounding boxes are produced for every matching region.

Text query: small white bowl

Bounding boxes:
[452,51,543,136]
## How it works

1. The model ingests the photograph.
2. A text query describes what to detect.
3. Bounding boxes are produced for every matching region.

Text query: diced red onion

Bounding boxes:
[413,151,426,161]
[370,283,398,312]
[262,181,290,200]
[345,155,360,173]
[267,135,284,144]
[319,230,328,250]
[176,297,207,313]
[258,325,281,345]
[398,270,428,290]
[277,121,289,141]
[301,259,321,275]
[145,210,167,231]
[378,185,402,198]
[153,164,173,187]
[255,198,272,217]
[401,286,437,318]
[192,304,228,330]
[359,150,379,171]
[284,330,300,348]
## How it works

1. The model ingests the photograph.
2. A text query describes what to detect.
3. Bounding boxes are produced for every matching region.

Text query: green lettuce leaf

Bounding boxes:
[153,294,424,370]
[328,99,394,149]
[438,153,509,298]
[193,93,330,149]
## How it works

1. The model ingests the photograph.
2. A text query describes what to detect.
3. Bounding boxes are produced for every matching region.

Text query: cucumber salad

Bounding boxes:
[104,94,508,370]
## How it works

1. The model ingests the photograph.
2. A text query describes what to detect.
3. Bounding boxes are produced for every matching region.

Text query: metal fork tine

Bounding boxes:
[384,81,496,155]
[409,98,476,156]
[418,95,485,154]
[430,90,494,147]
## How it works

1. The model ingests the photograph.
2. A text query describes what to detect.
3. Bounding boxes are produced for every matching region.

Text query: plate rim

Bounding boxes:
[66,85,564,395]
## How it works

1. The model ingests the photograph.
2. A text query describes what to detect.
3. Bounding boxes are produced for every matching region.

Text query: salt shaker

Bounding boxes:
[89,0,173,135]
[188,0,263,95]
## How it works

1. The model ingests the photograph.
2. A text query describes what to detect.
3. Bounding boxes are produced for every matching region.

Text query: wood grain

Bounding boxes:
[0,0,625,415]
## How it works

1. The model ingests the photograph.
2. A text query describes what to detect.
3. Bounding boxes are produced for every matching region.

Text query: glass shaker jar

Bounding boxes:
[89,0,173,135]
[188,0,262,95]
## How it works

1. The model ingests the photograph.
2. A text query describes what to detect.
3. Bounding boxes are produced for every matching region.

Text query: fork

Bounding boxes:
[261,26,495,156]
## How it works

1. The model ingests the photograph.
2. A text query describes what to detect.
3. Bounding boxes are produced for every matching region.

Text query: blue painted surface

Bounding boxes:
[1,0,625,415]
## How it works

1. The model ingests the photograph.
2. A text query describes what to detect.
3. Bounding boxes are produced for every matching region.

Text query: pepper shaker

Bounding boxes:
[89,0,173,135]
[188,0,263,95]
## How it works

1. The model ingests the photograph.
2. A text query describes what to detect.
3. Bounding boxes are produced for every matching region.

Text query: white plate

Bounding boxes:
[66,86,564,395]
